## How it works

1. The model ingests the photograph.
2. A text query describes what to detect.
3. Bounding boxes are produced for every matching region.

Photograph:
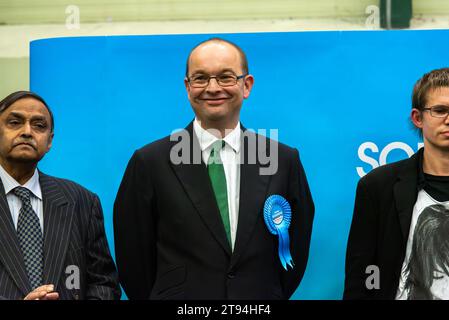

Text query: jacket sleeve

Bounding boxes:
[113,150,156,300]
[343,178,378,299]
[282,148,315,298]
[85,194,121,300]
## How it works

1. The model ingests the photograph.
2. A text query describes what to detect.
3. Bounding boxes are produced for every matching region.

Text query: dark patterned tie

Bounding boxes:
[14,186,43,290]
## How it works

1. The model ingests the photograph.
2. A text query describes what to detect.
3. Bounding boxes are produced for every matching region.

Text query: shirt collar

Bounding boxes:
[0,164,42,200]
[193,118,241,154]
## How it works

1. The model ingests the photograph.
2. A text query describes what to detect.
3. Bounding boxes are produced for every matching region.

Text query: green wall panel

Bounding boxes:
[0,0,379,25]
[0,58,29,99]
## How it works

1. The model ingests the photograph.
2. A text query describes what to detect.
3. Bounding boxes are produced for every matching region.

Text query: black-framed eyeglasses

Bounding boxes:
[187,73,247,88]
[423,105,449,118]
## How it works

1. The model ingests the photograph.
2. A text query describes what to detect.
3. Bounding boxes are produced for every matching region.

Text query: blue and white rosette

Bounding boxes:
[263,195,294,270]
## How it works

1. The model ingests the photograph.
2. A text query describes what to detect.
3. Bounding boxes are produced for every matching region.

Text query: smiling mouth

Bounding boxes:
[202,98,228,105]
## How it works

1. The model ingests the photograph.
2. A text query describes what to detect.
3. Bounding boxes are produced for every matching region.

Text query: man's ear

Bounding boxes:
[47,132,54,152]
[184,77,191,96]
[243,74,254,99]
[411,108,424,129]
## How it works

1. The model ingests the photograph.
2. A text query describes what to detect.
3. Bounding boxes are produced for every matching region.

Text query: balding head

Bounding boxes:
[185,38,249,77]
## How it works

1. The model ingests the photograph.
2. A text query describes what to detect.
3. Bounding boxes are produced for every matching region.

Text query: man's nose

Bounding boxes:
[445,111,449,124]
[206,77,222,92]
[20,122,32,136]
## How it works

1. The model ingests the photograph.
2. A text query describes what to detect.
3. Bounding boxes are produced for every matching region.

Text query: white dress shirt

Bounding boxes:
[193,118,241,250]
[0,164,44,232]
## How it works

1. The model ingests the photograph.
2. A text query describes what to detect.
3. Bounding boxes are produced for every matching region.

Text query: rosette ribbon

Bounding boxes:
[263,195,294,270]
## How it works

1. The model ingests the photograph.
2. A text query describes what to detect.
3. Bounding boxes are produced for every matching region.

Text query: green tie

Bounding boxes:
[207,140,231,246]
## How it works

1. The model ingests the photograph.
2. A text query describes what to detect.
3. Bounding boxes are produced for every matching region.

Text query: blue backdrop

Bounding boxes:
[29,30,447,299]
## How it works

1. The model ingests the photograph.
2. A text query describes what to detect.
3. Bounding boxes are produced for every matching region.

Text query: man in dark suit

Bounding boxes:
[114,38,314,300]
[0,91,120,300]
[344,68,449,300]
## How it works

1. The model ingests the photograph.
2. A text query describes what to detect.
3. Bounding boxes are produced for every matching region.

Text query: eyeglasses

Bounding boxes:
[187,73,247,88]
[423,105,449,118]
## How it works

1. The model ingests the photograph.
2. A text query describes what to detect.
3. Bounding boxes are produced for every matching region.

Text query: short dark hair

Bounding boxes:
[411,68,449,136]
[0,91,54,132]
[185,37,249,77]
[412,68,449,112]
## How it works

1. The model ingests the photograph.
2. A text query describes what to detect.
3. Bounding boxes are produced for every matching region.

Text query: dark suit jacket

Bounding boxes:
[114,122,314,300]
[344,149,423,299]
[0,172,121,300]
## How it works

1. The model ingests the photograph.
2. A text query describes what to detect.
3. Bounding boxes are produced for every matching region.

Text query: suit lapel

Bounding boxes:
[39,173,73,287]
[393,152,420,246]
[231,128,271,268]
[170,122,232,256]
[0,180,31,296]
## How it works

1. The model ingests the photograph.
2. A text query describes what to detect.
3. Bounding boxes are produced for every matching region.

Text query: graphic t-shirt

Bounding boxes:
[395,174,449,300]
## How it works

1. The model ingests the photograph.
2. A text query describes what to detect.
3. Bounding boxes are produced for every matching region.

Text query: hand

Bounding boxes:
[24,284,59,300]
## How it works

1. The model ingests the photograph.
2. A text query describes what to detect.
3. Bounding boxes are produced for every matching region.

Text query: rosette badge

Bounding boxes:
[263,195,294,270]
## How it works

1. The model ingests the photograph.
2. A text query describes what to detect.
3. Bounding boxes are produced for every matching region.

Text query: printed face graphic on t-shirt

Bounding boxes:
[404,203,449,300]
